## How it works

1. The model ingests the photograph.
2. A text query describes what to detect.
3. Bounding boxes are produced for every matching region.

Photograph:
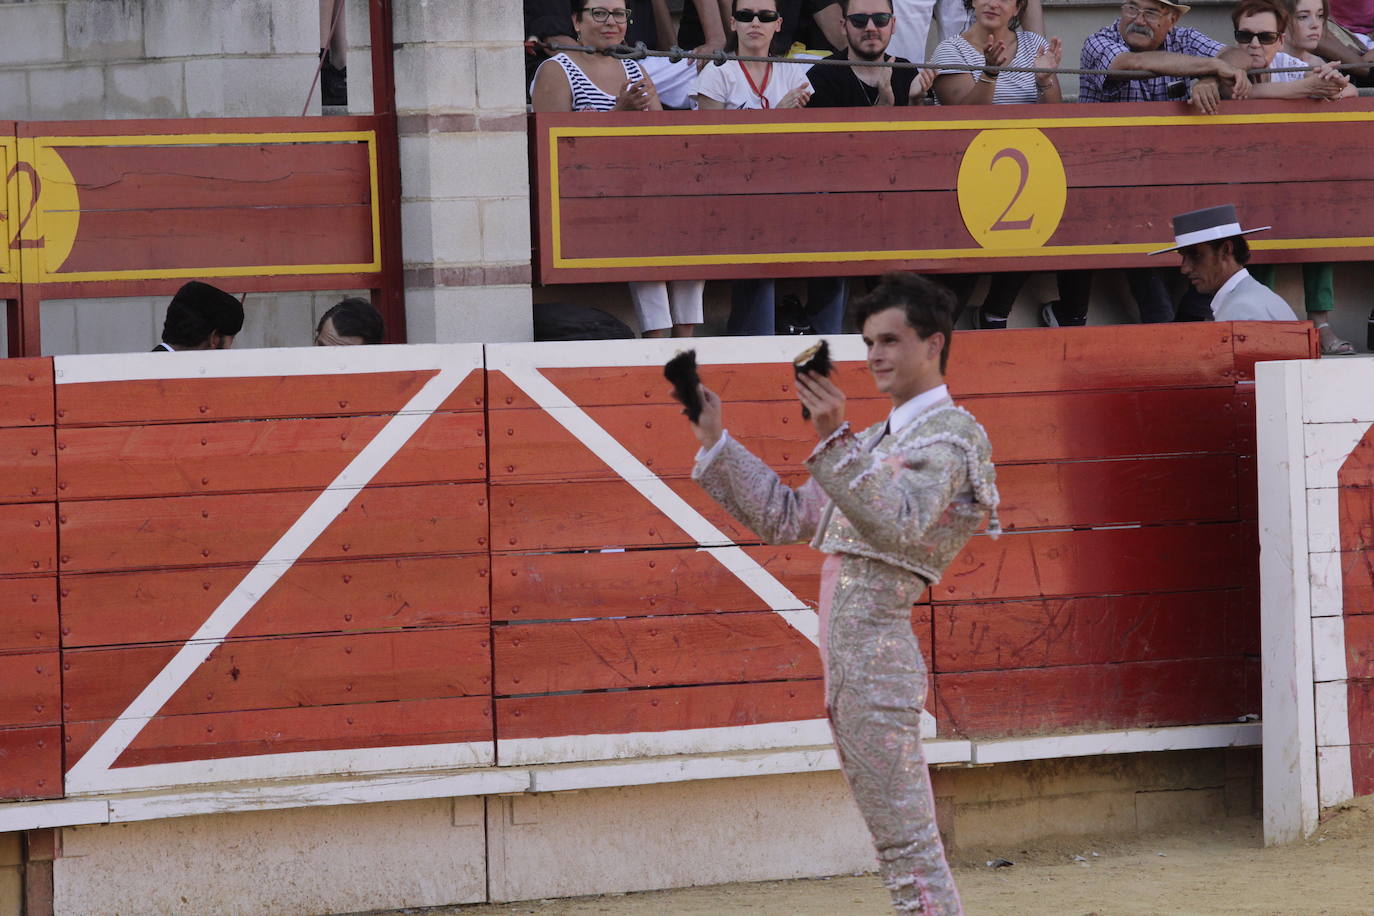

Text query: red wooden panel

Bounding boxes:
[63,696,492,769]
[1344,617,1374,681]
[497,679,824,740]
[1352,744,1374,798]
[63,626,492,723]
[1230,321,1319,380]
[59,482,488,573]
[55,369,471,425]
[1338,550,1374,617]
[58,205,374,274]
[0,358,53,428]
[557,122,1374,201]
[1345,678,1374,746]
[495,612,822,695]
[60,143,372,210]
[56,410,485,499]
[0,426,56,503]
[62,554,490,649]
[0,503,56,576]
[0,577,58,653]
[1238,455,1258,522]
[934,657,1257,738]
[0,651,60,728]
[492,544,820,621]
[936,523,1258,602]
[933,589,1255,673]
[1338,430,1374,489]
[1336,485,1374,553]
[0,726,62,800]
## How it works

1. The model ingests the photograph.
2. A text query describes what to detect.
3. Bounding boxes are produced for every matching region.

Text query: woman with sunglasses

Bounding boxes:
[532,1,704,338]
[695,2,815,110]
[1232,0,1351,96]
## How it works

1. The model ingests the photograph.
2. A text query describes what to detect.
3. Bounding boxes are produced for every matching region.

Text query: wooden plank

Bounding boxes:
[554,121,1374,201]
[56,370,451,426]
[0,503,56,576]
[0,426,55,503]
[35,272,383,303]
[1344,617,1374,681]
[61,554,490,649]
[56,204,374,275]
[59,143,372,210]
[63,696,492,769]
[1353,744,1374,798]
[1338,429,1374,489]
[1345,678,1374,746]
[1337,549,1374,616]
[59,482,488,573]
[933,589,1255,673]
[0,358,53,428]
[494,612,822,695]
[935,523,1258,602]
[0,577,58,653]
[0,726,62,800]
[492,388,1239,481]
[24,114,383,138]
[934,657,1258,738]
[1336,485,1374,552]
[62,626,492,723]
[56,410,485,500]
[492,544,820,621]
[496,679,824,740]
[0,651,60,728]
[1231,321,1319,380]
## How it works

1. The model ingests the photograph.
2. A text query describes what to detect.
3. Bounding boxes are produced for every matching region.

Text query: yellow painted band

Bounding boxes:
[43,262,383,284]
[553,237,1374,269]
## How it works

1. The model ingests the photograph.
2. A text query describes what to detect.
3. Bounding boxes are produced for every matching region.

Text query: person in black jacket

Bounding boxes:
[153,282,243,352]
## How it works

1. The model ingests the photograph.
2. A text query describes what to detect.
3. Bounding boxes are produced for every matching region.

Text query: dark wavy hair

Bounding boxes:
[317,297,385,345]
[161,281,243,348]
[853,272,957,373]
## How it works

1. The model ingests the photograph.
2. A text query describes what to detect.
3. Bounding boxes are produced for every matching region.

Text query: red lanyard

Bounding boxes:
[741,61,773,109]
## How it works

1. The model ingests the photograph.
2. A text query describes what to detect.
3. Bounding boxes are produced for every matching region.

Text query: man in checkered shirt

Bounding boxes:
[1079,0,1252,112]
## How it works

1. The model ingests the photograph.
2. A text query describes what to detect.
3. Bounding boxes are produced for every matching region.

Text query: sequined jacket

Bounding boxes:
[693,398,1000,584]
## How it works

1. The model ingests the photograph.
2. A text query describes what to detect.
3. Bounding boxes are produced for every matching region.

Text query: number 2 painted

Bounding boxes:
[988,148,1033,232]
[6,162,46,250]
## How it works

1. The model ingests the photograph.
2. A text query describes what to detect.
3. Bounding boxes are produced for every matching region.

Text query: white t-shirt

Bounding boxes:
[693,59,813,109]
[1268,51,1310,83]
[888,0,970,64]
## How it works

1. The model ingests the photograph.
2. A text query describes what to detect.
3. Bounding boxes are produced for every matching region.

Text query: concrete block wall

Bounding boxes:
[390,0,534,343]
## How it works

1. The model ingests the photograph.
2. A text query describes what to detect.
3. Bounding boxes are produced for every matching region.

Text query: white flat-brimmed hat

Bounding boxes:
[1149,204,1271,255]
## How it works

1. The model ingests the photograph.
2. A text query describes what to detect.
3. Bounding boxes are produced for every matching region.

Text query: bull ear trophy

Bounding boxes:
[793,340,832,420]
[664,349,704,423]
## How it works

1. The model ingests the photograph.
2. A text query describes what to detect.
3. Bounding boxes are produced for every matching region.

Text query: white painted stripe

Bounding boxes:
[531,748,842,793]
[69,741,495,796]
[65,367,472,793]
[499,718,836,766]
[1306,488,1343,554]
[1318,745,1356,809]
[1312,615,1350,684]
[502,365,821,646]
[54,342,481,385]
[0,799,110,833]
[1300,360,1374,425]
[971,723,1262,765]
[1315,679,1352,748]
[486,335,867,371]
[1309,551,1346,618]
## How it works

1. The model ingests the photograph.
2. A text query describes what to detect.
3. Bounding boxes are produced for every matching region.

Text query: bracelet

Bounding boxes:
[977,73,997,84]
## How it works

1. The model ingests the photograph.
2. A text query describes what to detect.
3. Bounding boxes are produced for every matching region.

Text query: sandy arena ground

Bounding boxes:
[371,797,1374,916]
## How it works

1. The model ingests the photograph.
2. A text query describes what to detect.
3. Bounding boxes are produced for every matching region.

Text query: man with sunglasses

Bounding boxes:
[807,1,936,109]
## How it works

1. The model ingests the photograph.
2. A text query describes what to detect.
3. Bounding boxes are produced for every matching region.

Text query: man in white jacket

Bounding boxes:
[1150,204,1296,321]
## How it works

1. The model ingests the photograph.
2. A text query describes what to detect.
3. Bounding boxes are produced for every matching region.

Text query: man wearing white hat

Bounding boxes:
[1150,204,1296,321]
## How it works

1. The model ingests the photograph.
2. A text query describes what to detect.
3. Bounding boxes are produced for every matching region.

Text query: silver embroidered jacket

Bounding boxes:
[693,398,1000,584]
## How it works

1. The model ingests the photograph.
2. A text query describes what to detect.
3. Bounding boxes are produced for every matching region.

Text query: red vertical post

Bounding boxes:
[369,0,406,344]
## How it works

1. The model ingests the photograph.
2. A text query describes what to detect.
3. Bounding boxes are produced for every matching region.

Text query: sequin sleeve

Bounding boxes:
[692,434,827,545]
[805,429,969,559]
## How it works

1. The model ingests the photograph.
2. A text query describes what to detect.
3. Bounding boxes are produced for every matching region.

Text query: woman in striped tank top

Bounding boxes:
[532,1,705,338]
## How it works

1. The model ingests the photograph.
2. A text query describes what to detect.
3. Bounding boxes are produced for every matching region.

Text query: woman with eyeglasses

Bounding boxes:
[532,1,704,339]
[695,1,815,109]
[1231,0,1352,96]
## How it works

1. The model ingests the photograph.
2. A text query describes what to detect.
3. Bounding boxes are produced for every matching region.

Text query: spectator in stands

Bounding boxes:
[930,0,1060,329]
[153,282,243,352]
[531,1,704,338]
[315,298,384,346]
[1149,204,1296,320]
[808,0,936,105]
[680,0,846,57]
[1233,0,1351,95]
[695,1,816,108]
[1043,0,1252,328]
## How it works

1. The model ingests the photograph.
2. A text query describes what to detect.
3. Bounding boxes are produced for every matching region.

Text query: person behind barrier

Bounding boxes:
[685,271,997,915]
[807,0,936,105]
[154,281,244,352]
[694,0,815,109]
[1149,204,1295,320]
[1232,0,1351,96]
[315,297,384,346]
[530,1,704,338]
[679,0,847,58]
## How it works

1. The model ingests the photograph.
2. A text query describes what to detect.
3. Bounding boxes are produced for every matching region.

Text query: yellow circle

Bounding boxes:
[6,146,81,275]
[956,128,1067,250]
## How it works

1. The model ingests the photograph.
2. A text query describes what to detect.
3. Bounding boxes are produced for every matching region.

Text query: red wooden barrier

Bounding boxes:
[1339,429,1374,796]
[531,100,1374,284]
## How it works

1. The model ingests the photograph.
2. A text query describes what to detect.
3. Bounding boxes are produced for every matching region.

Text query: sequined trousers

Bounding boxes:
[822,553,963,915]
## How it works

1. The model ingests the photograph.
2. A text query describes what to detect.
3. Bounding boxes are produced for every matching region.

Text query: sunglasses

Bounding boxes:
[845,12,894,27]
[1234,28,1281,44]
[733,8,782,22]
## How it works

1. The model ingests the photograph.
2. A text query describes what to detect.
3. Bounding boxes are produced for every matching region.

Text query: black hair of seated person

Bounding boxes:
[853,271,957,373]
[161,281,244,348]
[317,297,385,345]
